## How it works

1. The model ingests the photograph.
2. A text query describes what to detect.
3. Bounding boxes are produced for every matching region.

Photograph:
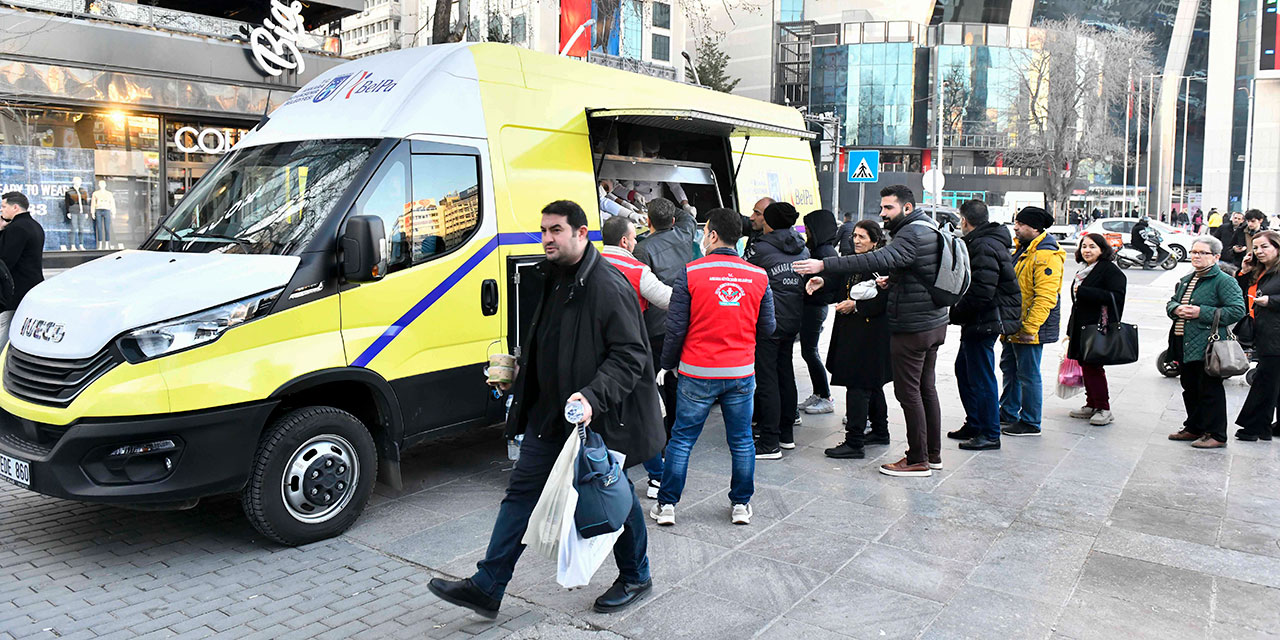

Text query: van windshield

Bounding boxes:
[143,139,379,255]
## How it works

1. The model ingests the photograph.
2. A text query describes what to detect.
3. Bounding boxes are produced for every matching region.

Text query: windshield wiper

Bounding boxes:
[155,222,184,251]
[183,232,254,248]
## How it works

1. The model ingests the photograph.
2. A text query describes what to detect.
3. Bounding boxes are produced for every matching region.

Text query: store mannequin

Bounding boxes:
[65,176,90,251]
[91,179,115,250]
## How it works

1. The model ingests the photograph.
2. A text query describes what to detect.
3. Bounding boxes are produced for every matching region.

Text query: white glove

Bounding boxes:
[657,369,669,385]
[683,203,697,216]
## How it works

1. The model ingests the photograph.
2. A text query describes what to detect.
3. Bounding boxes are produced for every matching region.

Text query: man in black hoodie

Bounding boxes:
[946,200,1021,451]
[798,209,840,416]
[747,202,809,459]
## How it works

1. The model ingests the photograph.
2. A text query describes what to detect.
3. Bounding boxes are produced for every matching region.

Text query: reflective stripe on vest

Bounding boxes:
[604,253,648,312]
[678,253,770,379]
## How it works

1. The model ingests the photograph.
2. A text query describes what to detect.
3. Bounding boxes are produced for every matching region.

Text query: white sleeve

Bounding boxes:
[600,195,625,218]
[640,266,673,309]
[666,182,687,204]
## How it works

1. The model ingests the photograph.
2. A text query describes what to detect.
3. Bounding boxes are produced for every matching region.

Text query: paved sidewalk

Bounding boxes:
[4,264,1280,639]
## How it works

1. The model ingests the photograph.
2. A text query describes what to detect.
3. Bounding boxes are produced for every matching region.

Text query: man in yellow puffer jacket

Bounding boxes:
[1001,207,1065,437]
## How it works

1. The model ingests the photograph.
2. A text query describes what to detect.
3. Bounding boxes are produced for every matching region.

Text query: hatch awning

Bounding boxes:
[588,108,816,140]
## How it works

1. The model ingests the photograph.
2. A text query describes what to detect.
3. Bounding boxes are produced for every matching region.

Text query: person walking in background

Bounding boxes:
[807,220,893,459]
[792,185,949,477]
[1193,209,1205,234]
[747,202,809,459]
[1167,236,1246,449]
[1001,207,1065,438]
[428,201,665,618]
[0,191,44,346]
[1234,230,1280,442]
[652,208,774,526]
[946,200,1021,451]
[1065,233,1126,426]
[1215,211,1248,269]
[836,211,856,255]
[602,216,674,498]
[797,209,840,416]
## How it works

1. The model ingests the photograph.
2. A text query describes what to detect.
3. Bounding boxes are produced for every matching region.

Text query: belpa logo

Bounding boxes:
[312,73,353,102]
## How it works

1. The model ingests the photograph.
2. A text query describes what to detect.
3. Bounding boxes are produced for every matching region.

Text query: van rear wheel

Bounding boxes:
[242,406,377,546]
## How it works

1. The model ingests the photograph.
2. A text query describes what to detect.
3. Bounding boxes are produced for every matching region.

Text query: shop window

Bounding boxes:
[653,1,671,29]
[652,33,670,61]
[410,154,481,264]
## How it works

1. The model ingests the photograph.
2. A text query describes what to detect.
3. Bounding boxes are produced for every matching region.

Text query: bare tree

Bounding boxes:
[1002,18,1154,218]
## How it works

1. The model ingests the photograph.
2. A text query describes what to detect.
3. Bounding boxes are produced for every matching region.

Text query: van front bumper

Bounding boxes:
[0,402,278,504]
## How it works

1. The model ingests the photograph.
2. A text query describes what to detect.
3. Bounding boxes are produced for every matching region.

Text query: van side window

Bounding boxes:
[356,147,412,273]
[410,154,481,264]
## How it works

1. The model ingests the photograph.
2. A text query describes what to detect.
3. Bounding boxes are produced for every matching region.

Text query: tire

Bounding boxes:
[242,406,377,546]
[1118,260,1130,270]
[1170,245,1187,262]
[1161,255,1178,270]
[1157,350,1180,378]
[1247,367,1258,386]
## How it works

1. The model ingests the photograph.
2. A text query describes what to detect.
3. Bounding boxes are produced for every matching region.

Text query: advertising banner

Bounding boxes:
[560,0,592,57]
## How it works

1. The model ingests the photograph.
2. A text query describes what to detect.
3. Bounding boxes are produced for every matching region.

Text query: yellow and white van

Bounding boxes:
[0,43,818,545]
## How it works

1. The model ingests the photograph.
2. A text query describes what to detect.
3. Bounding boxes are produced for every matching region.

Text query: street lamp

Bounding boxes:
[1238,80,1256,209]
[559,18,595,57]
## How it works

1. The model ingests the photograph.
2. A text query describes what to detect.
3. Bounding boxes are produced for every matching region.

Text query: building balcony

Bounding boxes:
[587,51,677,81]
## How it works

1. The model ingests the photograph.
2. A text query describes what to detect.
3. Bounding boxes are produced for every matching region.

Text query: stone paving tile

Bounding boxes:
[836,542,973,604]
[1016,478,1123,536]
[965,521,1094,607]
[682,550,827,611]
[1107,499,1224,545]
[740,521,868,574]
[1095,527,1280,590]
[1055,589,1210,640]
[1074,552,1215,619]
[918,583,1060,640]
[788,576,944,640]
[611,587,772,639]
[1218,518,1280,559]
[1213,577,1280,634]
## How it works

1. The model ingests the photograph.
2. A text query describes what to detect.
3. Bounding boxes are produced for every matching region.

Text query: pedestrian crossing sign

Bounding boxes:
[847,150,880,183]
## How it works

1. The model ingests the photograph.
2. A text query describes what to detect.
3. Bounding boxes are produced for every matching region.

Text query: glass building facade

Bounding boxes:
[935,44,1024,149]
[811,43,917,147]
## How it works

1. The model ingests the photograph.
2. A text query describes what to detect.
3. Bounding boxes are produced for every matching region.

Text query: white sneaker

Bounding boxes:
[804,397,835,414]
[649,503,675,526]
[731,503,752,525]
[798,394,821,410]
[645,479,660,499]
[793,414,803,426]
[1069,406,1098,419]
[1089,410,1114,426]
[779,441,796,450]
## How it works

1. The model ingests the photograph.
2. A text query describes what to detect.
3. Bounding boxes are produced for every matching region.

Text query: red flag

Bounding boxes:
[560,0,591,57]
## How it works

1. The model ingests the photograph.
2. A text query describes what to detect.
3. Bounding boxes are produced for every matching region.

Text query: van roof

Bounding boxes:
[238,43,812,149]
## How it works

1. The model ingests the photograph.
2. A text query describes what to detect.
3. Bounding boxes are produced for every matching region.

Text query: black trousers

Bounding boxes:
[844,386,888,446]
[1180,360,1228,442]
[754,331,799,448]
[650,333,677,433]
[800,305,831,399]
[1238,355,1280,437]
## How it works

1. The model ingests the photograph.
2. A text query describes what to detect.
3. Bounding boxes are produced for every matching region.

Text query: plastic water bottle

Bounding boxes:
[564,400,586,425]
[507,434,523,462]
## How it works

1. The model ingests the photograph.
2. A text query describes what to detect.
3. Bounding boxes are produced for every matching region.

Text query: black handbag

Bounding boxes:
[1235,315,1256,349]
[1079,293,1139,366]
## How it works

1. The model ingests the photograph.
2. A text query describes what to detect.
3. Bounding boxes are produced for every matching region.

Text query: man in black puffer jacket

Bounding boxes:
[793,185,948,477]
[746,202,809,459]
[798,209,841,416]
[946,200,1021,451]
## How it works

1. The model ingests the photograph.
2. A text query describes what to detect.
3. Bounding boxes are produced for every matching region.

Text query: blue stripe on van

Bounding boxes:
[351,229,602,368]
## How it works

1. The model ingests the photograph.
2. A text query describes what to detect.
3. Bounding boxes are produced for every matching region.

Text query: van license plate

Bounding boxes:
[0,453,30,487]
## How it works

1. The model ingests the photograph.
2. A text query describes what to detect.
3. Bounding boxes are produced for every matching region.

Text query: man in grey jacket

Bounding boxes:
[793,185,948,477]
[634,197,696,440]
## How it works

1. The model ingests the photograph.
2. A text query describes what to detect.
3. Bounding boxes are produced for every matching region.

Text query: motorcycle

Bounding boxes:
[1116,235,1178,270]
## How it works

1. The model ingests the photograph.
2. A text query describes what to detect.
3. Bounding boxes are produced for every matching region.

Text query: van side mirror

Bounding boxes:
[340,215,387,283]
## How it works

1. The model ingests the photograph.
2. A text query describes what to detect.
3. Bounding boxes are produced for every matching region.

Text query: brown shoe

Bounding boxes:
[879,457,932,477]
[1192,436,1226,449]
[1169,430,1200,441]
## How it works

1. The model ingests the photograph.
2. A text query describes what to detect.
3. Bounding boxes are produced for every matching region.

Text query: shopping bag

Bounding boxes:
[557,452,627,588]
[1056,353,1084,399]
[521,435,580,561]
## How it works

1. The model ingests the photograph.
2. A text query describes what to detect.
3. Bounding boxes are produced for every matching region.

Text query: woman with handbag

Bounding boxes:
[1234,230,1280,441]
[1066,234,1127,426]
[1167,236,1248,448]
[808,220,893,459]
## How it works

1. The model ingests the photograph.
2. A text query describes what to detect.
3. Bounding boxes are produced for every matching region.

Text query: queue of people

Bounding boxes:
[429,186,1269,622]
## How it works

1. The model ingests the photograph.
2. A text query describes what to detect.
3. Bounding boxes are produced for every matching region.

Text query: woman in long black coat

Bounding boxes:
[807,220,893,459]
[1066,233,1127,426]
[1235,229,1280,441]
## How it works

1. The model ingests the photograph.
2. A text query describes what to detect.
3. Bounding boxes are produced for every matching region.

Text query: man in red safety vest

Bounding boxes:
[649,207,775,527]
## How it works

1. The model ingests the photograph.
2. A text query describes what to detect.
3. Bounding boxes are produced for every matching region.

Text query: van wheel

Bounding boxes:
[242,407,377,546]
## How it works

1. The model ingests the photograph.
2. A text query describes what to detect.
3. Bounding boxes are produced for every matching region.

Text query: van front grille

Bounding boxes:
[4,346,121,408]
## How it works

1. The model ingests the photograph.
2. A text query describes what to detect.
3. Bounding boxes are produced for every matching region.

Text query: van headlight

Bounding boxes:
[117,289,283,363]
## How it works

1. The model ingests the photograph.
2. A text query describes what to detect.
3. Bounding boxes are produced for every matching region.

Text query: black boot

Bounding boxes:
[959,435,1001,450]
[824,442,866,458]
[593,578,653,613]
[947,423,978,440]
[428,578,500,619]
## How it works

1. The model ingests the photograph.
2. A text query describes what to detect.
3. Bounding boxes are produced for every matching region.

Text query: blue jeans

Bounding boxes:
[472,431,650,600]
[999,342,1044,430]
[658,374,756,506]
[956,335,1000,440]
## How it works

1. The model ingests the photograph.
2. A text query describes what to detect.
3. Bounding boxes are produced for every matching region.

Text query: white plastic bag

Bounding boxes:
[521,435,580,561]
[556,452,626,588]
[848,279,879,301]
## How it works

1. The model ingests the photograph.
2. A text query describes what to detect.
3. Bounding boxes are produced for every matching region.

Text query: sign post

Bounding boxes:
[846,150,880,219]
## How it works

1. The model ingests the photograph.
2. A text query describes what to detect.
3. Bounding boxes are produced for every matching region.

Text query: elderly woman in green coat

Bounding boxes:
[1167,235,1247,448]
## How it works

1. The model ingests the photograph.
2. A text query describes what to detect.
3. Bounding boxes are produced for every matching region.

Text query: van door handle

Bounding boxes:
[481,279,499,316]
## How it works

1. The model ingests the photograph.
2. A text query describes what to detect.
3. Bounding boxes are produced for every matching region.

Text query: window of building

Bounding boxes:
[410,154,481,263]
[652,33,670,61]
[942,23,963,45]
[653,1,671,29]
[863,22,885,43]
[512,14,527,43]
[779,0,802,22]
[844,23,861,44]
[887,21,910,43]
[964,24,985,45]
[622,0,642,58]
[987,25,1007,47]
[1009,26,1027,48]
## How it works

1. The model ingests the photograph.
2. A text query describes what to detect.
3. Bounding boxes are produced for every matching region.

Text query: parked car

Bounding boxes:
[1081,218,1194,262]
[915,204,961,233]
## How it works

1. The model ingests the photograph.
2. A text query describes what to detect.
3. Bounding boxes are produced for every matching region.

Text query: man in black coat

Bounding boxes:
[1215,212,1248,268]
[0,192,44,346]
[746,201,809,459]
[946,200,1021,450]
[429,201,665,618]
[793,185,949,477]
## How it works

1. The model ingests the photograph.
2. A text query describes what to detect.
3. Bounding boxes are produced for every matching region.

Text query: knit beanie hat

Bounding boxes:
[1015,206,1054,231]
[763,202,799,230]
